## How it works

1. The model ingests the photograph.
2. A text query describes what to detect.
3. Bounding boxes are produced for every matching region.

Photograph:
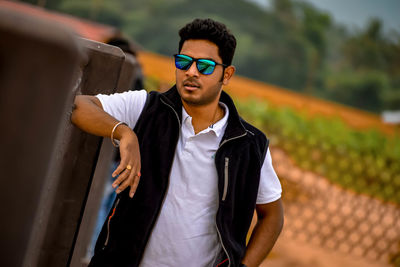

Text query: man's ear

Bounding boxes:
[222,65,236,86]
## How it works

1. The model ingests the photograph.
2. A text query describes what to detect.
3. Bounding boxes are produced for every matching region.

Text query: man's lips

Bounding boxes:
[183,81,200,91]
[184,85,199,91]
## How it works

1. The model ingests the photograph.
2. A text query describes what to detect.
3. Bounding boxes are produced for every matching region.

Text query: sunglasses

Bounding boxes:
[174,54,228,75]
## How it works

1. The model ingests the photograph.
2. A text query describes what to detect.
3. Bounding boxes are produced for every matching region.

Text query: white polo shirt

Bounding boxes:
[97,90,282,267]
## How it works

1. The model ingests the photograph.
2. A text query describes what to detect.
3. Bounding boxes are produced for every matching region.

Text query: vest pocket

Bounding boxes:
[222,157,229,201]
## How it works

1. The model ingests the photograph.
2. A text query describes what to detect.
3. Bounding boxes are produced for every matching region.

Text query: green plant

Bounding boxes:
[237,98,400,205]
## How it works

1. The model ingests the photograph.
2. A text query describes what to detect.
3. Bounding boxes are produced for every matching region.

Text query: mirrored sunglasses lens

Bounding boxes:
[175,55,192,70]
[197,60,215,75]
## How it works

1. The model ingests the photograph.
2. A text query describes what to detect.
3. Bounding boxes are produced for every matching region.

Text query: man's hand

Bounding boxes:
[111,127,141,198]
[71,95,142,198]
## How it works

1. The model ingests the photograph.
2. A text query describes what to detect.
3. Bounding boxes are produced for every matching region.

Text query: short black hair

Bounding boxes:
[178,18,236,66]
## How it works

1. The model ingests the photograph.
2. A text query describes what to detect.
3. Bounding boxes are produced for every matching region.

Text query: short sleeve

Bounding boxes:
[256,148,282,204]
[96,90,148,129]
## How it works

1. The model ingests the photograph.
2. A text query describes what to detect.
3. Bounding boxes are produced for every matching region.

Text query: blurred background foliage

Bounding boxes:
[236,99,400,205]
[22,0,400,113]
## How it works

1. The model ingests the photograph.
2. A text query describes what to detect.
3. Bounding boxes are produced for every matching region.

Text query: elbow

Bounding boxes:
[70,95,82,125]
[70,95,91,125]
[70,107,78,125]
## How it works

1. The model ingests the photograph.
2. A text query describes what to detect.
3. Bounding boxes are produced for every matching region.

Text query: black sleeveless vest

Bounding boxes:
[90,86,268,267]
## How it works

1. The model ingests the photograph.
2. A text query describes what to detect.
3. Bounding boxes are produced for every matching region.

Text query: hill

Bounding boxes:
[137,51,396,135]
[24,0,400,114]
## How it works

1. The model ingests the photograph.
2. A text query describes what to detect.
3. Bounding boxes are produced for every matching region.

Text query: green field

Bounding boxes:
[237,99,400,205]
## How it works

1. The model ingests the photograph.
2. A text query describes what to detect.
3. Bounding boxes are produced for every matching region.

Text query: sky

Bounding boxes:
[248,0,400,33]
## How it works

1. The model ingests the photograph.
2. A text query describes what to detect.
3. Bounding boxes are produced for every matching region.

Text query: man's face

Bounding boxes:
[176,39,233,107]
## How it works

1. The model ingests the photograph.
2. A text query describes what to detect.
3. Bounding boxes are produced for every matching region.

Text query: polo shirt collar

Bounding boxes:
[161,85,247,140]
[181,103,229,138]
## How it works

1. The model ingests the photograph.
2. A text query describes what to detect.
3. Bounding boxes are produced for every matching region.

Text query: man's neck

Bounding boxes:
[182,100,225,134]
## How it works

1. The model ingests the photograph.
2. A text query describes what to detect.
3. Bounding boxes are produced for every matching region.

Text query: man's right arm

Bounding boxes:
[71,95,142,198]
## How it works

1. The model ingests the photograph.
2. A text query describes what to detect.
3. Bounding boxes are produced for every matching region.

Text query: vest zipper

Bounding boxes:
[162,97,248,267]
[222,157,229,201]
[103,197,120,249]
[216,132,247,267]
[219,133,247,149]
[215,157,232,267]
[160,98,181,127]
[138,98,181,262]
[215,222,231,267]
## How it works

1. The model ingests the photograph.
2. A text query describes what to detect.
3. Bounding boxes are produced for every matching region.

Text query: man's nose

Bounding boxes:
[186,61,199,77]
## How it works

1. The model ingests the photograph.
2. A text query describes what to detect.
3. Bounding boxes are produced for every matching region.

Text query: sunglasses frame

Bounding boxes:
[174,54,228,75]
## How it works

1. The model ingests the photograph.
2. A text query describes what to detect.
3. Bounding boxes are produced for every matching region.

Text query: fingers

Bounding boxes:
[112,163,141,198]
[112,161,126,178]
[112,166,129,190]
[129,172,141,198]
[113,130,141,198]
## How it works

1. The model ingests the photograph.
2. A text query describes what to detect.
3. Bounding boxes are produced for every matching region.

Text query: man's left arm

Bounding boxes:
[241,198,284,267]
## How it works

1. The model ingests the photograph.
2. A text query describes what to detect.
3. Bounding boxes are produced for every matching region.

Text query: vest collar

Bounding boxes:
[161,85,247,142]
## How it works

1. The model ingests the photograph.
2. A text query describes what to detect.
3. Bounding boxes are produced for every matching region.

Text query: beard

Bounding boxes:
[177,78,223,106]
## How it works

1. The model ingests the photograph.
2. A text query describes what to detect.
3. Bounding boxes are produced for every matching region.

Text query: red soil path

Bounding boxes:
[137,51,397,135]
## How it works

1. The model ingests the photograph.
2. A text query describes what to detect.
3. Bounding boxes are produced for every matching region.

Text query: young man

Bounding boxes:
[72,18,283,267]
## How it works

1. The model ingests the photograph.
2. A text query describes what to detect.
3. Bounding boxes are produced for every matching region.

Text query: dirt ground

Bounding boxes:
[255,147,398,267]
[262,236,390,267]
